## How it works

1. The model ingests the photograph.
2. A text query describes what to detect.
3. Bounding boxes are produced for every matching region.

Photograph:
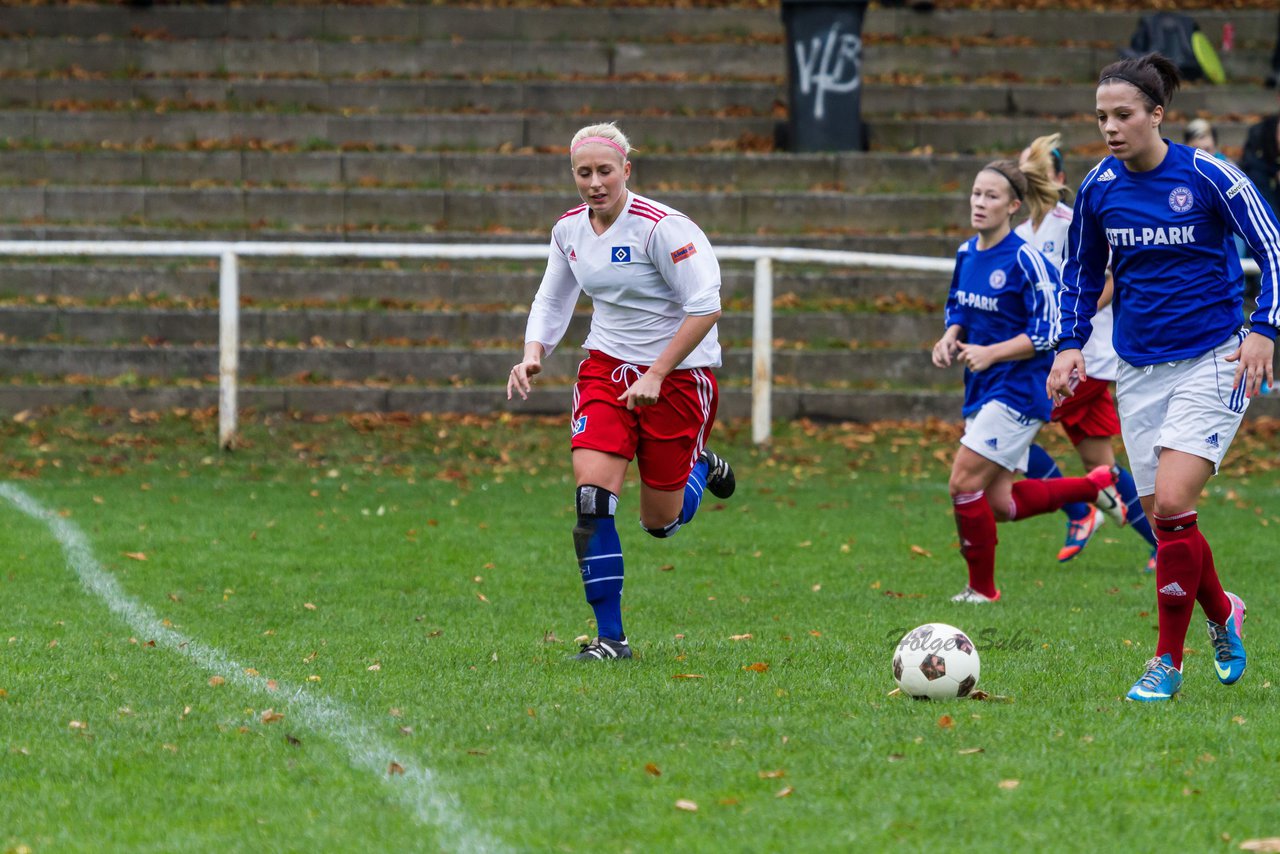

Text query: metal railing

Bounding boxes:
[0,240,1260,448]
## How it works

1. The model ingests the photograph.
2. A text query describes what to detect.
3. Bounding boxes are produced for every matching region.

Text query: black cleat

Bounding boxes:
[572,636,632,661]
[701,449,736,499]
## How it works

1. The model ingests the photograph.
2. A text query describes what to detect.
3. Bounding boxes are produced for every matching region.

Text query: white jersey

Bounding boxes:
[1016,201,1118,381]
[525,191,722,368]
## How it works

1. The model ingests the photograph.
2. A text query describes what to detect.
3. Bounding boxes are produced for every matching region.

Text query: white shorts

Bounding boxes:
[1116,331,1249,496]
[959,401,1044,472]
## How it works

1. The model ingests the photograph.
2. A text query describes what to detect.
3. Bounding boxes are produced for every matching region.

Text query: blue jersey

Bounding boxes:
[1060,142,1280,366]
[943,231,1061,421]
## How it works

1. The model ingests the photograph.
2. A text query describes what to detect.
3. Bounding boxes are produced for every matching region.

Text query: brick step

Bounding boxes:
[2,78,1271,126]
[1,107,1262,156]
[0,307,943,348]
[0,223,967,257]
[0,109,777,151]
[3,5,1274,48]
[0,186,970,233]
[0,343,950,387]
[1,36,1270,84]
[0,263,948,303]
[0,149,995,194]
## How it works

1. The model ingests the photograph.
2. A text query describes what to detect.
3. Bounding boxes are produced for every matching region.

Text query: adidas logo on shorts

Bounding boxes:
[984,437,998,449]
[1205,433,1220,449]
[1158,581,1187,597]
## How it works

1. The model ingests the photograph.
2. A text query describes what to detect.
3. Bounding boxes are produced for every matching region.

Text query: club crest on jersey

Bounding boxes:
[670,242,698,264]
[572,415,587,436]
[1042,241,1055,254]
[611,246,632,263]
[988,269,1007,290]
[1168,186,1194,212]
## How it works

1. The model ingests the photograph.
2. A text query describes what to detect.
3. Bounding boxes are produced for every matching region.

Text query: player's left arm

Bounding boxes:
[1196,155,1280,394]
[620,218,722,409]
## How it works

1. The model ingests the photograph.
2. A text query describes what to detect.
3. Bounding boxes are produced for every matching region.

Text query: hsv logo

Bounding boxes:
[1168,186,1194,213]
[572,415,587,436]
[988,269,1007,290]
[670,242,698,264]
[1104,226,1196,247]
[611,246,632,263]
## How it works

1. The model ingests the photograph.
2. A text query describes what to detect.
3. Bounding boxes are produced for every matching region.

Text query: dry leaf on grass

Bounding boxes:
[645,763,662,776]
[743,662,770,673]
[998,779,1020,790]
[674,799,698,812]
[1240,839,1280,853]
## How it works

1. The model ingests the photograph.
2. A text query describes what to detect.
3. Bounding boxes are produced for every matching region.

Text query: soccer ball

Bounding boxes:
[892,623,980,700]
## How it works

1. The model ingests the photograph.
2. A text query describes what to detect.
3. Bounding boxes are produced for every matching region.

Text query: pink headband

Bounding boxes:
[570,136,628,158]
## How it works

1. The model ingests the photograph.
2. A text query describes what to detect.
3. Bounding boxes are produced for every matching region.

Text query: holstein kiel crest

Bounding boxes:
[1168,186,1194,213]
[988,269,1007,289]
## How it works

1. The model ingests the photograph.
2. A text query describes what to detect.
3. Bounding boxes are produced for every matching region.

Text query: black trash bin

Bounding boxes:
[780,0,870,152]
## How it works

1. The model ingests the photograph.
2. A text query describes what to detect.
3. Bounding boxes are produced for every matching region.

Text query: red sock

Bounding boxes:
[953,491,998,598]
[1008,476,1100,521]
[1154,512,1203,669]
[1195,528,1231,625]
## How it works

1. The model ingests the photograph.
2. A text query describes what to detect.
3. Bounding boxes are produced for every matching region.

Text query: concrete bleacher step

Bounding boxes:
[0,343,947,388]
[0,306,943,350]
[0,184,970,233]
[0,263,948,303]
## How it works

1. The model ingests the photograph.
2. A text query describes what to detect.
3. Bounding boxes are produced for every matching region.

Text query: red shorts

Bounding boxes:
[1051,376,1121,445]
[571,350,719,491]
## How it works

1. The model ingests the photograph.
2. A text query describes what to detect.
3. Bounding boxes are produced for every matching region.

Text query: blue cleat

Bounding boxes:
[1207,592,1247,685]
[1144,550,1156,574]
[1057,507,1105,563]
[1126,653,1182,702]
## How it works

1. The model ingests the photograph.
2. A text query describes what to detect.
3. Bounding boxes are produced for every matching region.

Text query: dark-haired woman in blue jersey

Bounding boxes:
[1047,53,1280,702]
[933,160,1118,606]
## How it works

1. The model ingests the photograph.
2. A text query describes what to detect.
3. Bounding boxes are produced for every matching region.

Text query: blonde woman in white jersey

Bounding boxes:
[1015,134,1158,569]
[507,123,735,661]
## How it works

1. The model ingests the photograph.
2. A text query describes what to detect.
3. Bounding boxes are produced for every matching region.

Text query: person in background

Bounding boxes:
[1242,95,1280,217]
[1015,134,1157,570]
[1048,53,1279,702]
[508,122,736,662]
[932,159,1119,605]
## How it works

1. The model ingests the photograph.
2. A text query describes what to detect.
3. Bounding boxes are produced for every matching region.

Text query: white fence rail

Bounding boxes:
[0,241,1261,448]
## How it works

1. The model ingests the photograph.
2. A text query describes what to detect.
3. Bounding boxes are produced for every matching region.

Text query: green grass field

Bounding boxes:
[3,409,1280,853]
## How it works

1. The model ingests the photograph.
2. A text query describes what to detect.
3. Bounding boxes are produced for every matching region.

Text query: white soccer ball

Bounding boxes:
[892,622,980,700]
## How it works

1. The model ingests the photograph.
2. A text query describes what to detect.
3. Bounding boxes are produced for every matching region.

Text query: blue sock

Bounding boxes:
[574,486,625,641]
[1026,444,1090,521]
[643,459,709,539]
[681,458,709,525]
[1116,467,1157,549]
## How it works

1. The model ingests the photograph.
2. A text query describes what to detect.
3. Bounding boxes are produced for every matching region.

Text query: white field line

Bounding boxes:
[0,483,501,854]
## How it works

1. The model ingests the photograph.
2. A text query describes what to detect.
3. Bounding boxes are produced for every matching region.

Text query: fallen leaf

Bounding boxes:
[998,779,1020,790]
[260,709,284,724]
[672,674,705,679]
[68,720,87,729]
[476,593,490,604]
[887,753,906,762]
[303,603,317,611]
[1241,839,1280,853]
[123,552,147,561]
[367,663,381,672]
[658,564,675,572]
[674,799,698,812]
[775,786,794,798]
[909,545,932,558]
[645,763,662,776]
[743,662,770,673]
[958,747,985,755]
[758,769,786,779]
[729,634,753,641]
[388,762,405,775]
[285,733,302,747]
[937,715,955,729]
[1232,716,1247,725]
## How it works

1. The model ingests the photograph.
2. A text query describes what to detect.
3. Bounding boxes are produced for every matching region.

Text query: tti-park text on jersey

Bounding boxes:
[1104,226,1196,247]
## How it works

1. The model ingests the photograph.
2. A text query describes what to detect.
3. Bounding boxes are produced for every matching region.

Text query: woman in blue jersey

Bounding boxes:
[1047,53,1280,702]
[933,160,1119,605]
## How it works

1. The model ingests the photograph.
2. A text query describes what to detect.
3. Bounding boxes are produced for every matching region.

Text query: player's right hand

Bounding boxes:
[507,358,542,400]
[1046,349,1085,405]
[931,335,960,368]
